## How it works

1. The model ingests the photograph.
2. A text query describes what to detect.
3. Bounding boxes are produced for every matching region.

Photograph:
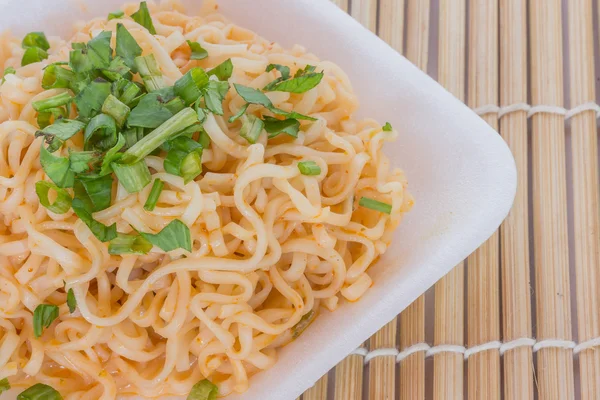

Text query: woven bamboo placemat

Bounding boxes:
[299,0,600,399]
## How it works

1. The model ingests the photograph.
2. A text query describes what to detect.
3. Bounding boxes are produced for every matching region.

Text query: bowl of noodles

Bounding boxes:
[0,0,516,399]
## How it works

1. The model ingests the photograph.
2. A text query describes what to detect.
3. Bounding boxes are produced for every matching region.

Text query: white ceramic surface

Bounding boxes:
[0,0,517,399]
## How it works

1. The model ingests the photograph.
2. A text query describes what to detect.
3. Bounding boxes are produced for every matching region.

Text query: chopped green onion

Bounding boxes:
[140,219,192,252]
[22,32,50,51]
[108,10,125,20]
[99,133,125,176]
[40,144,74,188]
[2,66,15,84]
[124,108,199,163]
[35,181,72,214]
[37,107,67,130]
[144,179,164,211]
[263,116,300,138]
[207,58,233,81]
[41,64,75,89]
[196,106,207,124]
[131,1,157,34]
[291,310,316,339]
[22,47,48,66]
[239,114,264,144]
[164,97,186,115]
[164,136,203,183]
[69,47,93,75]
[123,127,144,149]
[198,129,210,149]
[382,122,393,131]
[86,31,112,70]
[116,23,142,71]
[0,378,9,393]
[297,161,321,176]
[32,92,71,112]
[101,57,130,81]
[108,233,153,255]
[66,288,76,313]
[187,40,208,60]
[187,379,218,400]
[74,175,113,212]
[17,383,63,400]
[84,113,118,151]
[203,80,229,115]
[37,118,85,142]
[359,196,392,214]
[116,80,142,105]
[174,67,209,104]
[112,160,152,193]
[135,54,164,91]
[102,94,130,127]
[71,198,117,242]
[33,304,59,338]
[74,79,111,120]
[127,88,177,128]
[68,151,100,174]
[228,103,248,123]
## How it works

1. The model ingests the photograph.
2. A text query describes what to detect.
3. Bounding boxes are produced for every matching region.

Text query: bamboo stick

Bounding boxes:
[466,1,500,399]
[350,0,378,32]
[334,354,364,400]
[378,0,404,52]
[568,0,600,398]
[398,1,430,399]
[529,0,575,398]
[330,0,348,12]
[302,374,328,400]
[433,0,466,398]
[498,0,534,399]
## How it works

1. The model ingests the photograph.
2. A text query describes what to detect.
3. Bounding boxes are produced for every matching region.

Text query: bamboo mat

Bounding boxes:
[299,0,600,399]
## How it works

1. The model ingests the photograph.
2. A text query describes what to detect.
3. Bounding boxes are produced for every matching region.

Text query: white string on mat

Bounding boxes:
[350,336,600,364]
[472,101,600,120]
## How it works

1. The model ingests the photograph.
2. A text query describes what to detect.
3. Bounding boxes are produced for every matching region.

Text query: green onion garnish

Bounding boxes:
[37,107,67,130]
[173,67,209,105]
[0,378,9,394]
[68,151,100,174]
[203,80,229,115]
[144,179,164,211]
[101,57,130,82]
[41,64,75,89]
[17,383,63,400]
[32,92,71,112]
[140,219,192,252]
[116,23,142,71]
[164,136,203,183]
[117,80,142,106]
[84,113,118,151]
[127,89,176,128]
[207,58,233,81]
[164,97,186,115]
[66,288,76,313]
[382,122,393,131]
[263,116,300,139]
[35,181,72,214]
[135,54,164,91]
[71,198,117,242]
[22,32,50,51]
[108,233,153,255]
[2,66,15,84]
[297,161,321,176]
[39,144,74,188]
[33,304,59,338]
[187,379,218,400]
[112,160,151,193]
[187,40,208,60]
[99,133,125,176]
[291,309,316,339]
[359,196,392,214]
[22,47,48,66]
[239,114,264,144]
[108,10,125,20]
[37,118,86,143]
[131,1,156,34]
[74,79,111,120]
[74,175,113,212]
[86,31,112,70]
[102,94,130,127]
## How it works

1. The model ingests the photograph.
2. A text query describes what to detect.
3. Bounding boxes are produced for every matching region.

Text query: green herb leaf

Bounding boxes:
[207,58,233,81]
[382,122,393,131]
[17,383,63,400]
[42,64,75,89]
[66,288,76,313]
[359,196,392,214]
[2,66,15,84]
[33,304,59,338]
[115,79,142,106]
[116,23,143,71]
[74,175,113,212]
[228,103,248,123]
[112,160,152,193]
[291,310,316,339]
[84,113,118,151]
[239,114,264,144]
[127,88,177,128]
[108,10,125,20]
[266,64,290,80]
[102,94,130,127]
[135,54,165,91]
[297,161,321,176]
[35,181,72,214]
[164,136,203,183]
[0,378,9,394]
[37,107,67,130]
[265,67,323,94]
[174,67,209,105]
[144,179,164,211]
[140,219,192,252]
[74,79,111,120]
[131,1,157,34]
[37,118,85,142]
[22,32,50,51]
[40,144,74,188]
[99,133,125,176]
[203,80,229,115]
[187,379,218,400]
[198,129,210,149]
[32,92,72,112]
[233,83,272,108]
[108,233,153,255]
[71,198,117,242]
[263,116,300,138]
[101,57,130,81]
[86,31,112,70]
[68,151,101,174]
[187,40,208,60]
[22,47,48,66]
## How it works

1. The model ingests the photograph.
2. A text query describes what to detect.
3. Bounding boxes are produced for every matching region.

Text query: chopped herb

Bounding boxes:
[115,80,142,105]
[71,198,117,242]
[264,64,323,93]
[108,10,125,20]
[112,159,152,193]
[17,383,63,400]
[37,118,85,143]
[39,144,74,188]
[207,58,233,81]
[231,84,316,122]
[131,1,157,35]
[22,46,48,66]
[102,94,130,127]
[174,67,209,105]
[297,161,321,176]
[187,379,218,400]
[382,122,393,131]
[74,175,113,212]
[35,181,72,214]
[0,378,9,394]
[187,40,208,60]
[37,107,67,130]
[33,304,59,338]
[2,66,15,84]
[101,57,130,81]
[164,97,186,115]
[266,64,290,80]
[359,196,392,214]
[108,233,153,255]
[41,64,74,89]
[68,151,101,174]
[86,31,112,70]
[32,92,72,112]
[291,310,316,339]
[164,136,203,183]
[263,116,300,138]
[135,54,165,91]
[239,114,264,144]
[140,219,192,252]
[203,80,229,115]
[66,288,76,313]
[116,24,142,71]
[22,32,50,51]
[144,179,164,211]
[127,88,177,128]
[74,79,111,120]
[84,113,118,151]
[99,133,125,176]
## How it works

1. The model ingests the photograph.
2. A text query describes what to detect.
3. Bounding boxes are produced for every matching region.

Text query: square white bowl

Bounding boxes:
[0,0,517,399]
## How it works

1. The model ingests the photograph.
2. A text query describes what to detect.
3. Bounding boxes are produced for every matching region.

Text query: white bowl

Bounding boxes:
[0,0,517,399]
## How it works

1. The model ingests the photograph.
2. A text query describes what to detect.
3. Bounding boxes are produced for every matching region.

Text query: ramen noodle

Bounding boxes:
[0,1,412,398]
